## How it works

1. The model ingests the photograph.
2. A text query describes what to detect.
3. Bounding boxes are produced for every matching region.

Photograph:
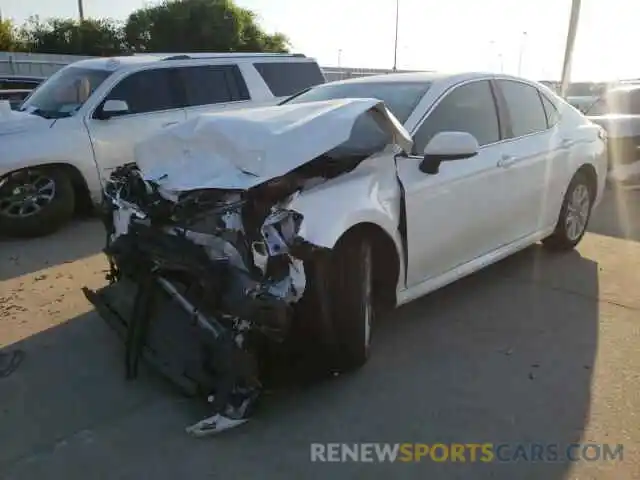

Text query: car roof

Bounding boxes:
[315,71,530,87]
[70,52,313,71]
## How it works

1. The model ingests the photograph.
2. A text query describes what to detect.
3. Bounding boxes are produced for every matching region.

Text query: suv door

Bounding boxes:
[85,67,187,178]
[396,80,511,287]
[179,64,251,118]
[493,79,563,239]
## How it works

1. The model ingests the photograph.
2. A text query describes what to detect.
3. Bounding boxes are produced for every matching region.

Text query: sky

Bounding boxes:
[0,0,638,82]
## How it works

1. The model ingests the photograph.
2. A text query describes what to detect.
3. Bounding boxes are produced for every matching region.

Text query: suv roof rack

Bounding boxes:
[145,52,306,61]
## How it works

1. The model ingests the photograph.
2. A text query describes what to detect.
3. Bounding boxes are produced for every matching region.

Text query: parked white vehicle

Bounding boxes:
[0,52,325,237]
[85,72,607,434]
[586,83,640,184]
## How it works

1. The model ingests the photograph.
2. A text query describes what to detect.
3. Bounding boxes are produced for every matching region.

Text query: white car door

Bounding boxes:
[491,79,564,239]
[179,64,253,119]
[397,80,513,287]
[85,67,187,180]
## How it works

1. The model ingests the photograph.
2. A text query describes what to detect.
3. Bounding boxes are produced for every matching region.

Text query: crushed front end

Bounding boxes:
[83,164,326,436]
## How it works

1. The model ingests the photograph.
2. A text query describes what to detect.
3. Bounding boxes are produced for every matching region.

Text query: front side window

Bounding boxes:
[498,80,548,137]
[102,69,178,116]
[20,67,112,118]
[282,81,431,124]
[412,80,500,153]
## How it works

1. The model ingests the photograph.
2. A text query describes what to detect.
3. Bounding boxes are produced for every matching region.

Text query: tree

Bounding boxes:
[0,19,19,51]
[19,16,128,56]
[125,0,289,53]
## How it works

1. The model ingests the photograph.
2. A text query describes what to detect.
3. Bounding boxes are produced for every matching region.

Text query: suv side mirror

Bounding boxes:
[97,99,129,120]
[419,131,479,174]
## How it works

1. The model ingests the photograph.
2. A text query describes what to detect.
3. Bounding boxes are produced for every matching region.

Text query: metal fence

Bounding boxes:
[0,52,428,81]
[0,52,93,77]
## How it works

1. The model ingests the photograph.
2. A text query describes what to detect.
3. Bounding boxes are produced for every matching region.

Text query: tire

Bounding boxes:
[0,167,75,238]
[542,171,593,251]
[329,234,374,371]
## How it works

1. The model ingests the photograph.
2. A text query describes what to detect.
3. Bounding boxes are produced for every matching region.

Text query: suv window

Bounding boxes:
[103,68,179,116]
[178,65,249,107]
[540,93,559,127]
[0,80,40,90]
[412,80,500,153]
[254,61,325,97]
[499,80,548,137]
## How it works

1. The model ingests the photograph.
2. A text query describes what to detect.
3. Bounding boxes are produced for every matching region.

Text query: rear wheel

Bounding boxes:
[329,235,373,371]
[542,171,593,251]
[0,167,75,238]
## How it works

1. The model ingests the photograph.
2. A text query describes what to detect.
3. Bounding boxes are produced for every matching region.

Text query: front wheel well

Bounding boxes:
[1,163,92,215]
[335,223,401,312]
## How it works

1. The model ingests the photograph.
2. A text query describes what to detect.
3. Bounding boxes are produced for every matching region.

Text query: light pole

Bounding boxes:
[392,0,399,71]
[78,0,85,21]
[517,31,527,76]
[560,0,582,97]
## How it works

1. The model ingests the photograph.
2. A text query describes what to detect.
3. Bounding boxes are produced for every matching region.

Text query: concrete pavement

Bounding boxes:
[0,187,638,479]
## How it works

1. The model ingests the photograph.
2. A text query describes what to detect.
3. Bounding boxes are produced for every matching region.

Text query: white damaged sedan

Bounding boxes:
[84,72,607,435]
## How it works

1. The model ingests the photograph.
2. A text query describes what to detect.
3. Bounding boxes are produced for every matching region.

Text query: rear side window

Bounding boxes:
[104,69,179,115]
[539,93,560,127]
[254,61,325,97]
[498,80,548,137]
[178,65,249,107]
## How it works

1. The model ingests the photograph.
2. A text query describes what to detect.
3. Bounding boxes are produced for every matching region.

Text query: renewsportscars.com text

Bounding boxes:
[310,443,624,463]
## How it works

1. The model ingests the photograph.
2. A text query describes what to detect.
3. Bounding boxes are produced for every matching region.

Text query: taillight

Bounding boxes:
[598,127,607,142]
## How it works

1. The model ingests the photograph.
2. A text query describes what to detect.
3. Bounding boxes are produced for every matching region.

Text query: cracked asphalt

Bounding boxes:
[0,186,638,479]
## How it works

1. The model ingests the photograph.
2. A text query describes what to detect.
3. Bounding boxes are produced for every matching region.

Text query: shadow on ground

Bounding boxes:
[0,219,104,281]
[588,185,640,242]
[0,245,599,480]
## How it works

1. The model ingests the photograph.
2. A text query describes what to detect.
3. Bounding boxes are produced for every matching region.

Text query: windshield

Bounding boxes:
[281,81,431,123]
[281,81,430,158]
[20,66,112,119]
[587,89,640,115]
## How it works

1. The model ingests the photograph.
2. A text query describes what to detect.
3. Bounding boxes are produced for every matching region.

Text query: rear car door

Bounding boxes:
[493,79,565,239]
[179,64,252,118]
[86,67,186,178]
[397,80,512,287]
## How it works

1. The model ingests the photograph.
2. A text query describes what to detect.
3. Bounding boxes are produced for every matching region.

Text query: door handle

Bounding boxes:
[560,138,572,147]
[497,155,517,168]
[162,121,179,127]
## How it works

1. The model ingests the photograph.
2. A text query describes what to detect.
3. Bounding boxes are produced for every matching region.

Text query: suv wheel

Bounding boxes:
[0,167,75,238]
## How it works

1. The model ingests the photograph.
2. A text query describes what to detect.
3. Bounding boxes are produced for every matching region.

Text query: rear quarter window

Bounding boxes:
[253,61,325,97]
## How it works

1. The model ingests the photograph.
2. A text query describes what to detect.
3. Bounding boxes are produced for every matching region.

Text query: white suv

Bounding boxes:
[0,53,325,237]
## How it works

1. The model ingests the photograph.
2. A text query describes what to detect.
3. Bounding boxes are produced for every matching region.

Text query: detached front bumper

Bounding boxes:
[83,277,231,397]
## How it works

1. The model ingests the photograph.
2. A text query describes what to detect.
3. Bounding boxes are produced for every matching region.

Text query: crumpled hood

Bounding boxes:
[0,104,54,136]
[588,114,640,138]
[134,98,413,192]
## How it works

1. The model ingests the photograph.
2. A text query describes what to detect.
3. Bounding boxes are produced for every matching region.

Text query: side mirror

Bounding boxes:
[97,99,129,120]
[419,131,479,174]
